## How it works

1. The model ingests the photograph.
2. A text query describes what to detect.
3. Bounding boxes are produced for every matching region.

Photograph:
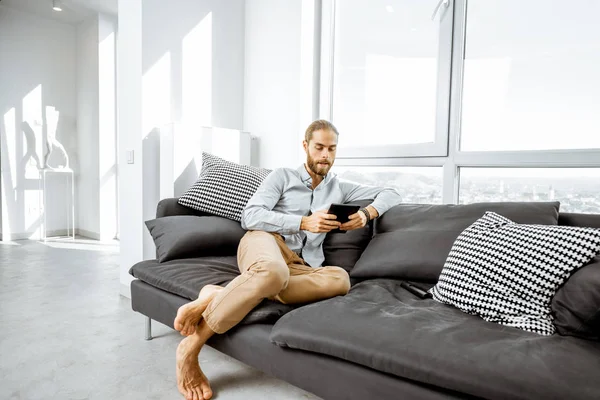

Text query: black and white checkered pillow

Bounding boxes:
[178,153,271,221]
[430,211,600,335]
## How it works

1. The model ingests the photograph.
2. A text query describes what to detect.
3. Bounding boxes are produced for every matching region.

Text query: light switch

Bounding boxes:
[127,150,134,164]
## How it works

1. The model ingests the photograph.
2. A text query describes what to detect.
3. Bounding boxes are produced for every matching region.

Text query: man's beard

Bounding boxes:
[307,155,331,177]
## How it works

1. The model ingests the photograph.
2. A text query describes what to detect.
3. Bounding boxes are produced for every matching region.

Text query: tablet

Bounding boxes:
[327,203,360,233]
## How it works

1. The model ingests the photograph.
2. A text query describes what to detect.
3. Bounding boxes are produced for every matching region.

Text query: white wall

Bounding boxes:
[244,0,310,169]
[97,15,118,241]
[117,0,247,295]
[0,5,77,240]
[77,16,100,238]
[141,0,246,257]
[117,0,313,294]
[118,0,143,296]
[76,14,118,241]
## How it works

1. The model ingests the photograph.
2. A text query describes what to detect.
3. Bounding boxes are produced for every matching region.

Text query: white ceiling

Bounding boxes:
[0,0,117,25]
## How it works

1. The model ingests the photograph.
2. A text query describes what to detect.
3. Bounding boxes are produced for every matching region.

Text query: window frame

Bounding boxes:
[319,0,455,159]
[319,0,600,207]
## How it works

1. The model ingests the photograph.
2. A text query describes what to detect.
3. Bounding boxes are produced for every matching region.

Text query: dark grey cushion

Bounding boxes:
[270,279,600,400]
[559,212,600,229]
[208,323,468,400]
[130,256,241,298]
[350,202,560,282]
[552,256,600,340]
[323,200,373,272]
[130,257,294,324]
[145,215,246,262]
[156,197,211,218]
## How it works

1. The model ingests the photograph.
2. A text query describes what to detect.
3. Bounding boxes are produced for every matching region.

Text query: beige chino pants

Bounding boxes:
[202,231,351,334]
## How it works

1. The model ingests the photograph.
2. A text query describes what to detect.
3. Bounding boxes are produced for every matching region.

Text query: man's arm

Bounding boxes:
[339,179,402,219]
[241,169,303,234]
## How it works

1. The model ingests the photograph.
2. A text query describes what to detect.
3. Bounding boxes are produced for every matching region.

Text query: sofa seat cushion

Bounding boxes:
[270,279,600,400]
[130,257,293,324]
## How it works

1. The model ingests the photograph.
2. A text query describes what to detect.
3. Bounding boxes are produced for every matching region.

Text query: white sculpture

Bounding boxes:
[43,106,70,170]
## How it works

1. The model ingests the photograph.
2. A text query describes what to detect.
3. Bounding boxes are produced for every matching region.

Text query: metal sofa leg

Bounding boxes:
[145,317,153,340]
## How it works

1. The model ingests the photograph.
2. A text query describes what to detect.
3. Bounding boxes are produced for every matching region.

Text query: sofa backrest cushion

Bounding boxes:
[350,201,560,282]
[146,215,246,262]
[323,200,373,272]
[559,212,600,229]
[178,152,272,221]
[157,197,211,218]
[552,256,600,340]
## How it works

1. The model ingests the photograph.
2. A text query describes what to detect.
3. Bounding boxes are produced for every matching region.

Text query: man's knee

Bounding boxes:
[325,266,351,296]
[255,259,290,295]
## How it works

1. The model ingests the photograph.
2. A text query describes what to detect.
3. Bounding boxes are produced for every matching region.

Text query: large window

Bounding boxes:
[334,166,443,204]
[322,0,453,157]
[320,0,600,210]
[460,1,600,151]
[459,168,600,213]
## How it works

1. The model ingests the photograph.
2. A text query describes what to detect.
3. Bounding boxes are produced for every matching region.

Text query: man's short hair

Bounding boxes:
[305,120,339,143]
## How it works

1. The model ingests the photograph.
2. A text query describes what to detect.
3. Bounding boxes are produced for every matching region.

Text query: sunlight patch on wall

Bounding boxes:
[142,52,172,137]
[2,107,17,240]
[3,107,17,187]
[182,12,212,127]
[171,121,202,182]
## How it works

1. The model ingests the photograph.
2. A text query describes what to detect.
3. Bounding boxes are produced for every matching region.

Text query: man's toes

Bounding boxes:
[201,382,212,399]
[174,312,185,331]
[185,389,193,400]
[187,323,196,335]
[193,388,203,400]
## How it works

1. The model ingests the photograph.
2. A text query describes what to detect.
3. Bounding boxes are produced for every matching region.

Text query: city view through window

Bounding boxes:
[334,166,443,204]
[334,166,600,214]
[459,168,600,214]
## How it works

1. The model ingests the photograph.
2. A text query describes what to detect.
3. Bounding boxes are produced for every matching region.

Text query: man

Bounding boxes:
[173,120,401,400]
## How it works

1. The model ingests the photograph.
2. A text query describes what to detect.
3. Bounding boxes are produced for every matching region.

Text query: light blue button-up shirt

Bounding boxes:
[241,164,402,268]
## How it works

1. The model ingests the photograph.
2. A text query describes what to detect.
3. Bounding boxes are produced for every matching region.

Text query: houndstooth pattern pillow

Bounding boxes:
[430,211,600,335]
[178,153,271,221]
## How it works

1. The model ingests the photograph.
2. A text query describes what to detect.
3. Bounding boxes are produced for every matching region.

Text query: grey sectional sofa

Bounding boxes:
[130,198,600,400]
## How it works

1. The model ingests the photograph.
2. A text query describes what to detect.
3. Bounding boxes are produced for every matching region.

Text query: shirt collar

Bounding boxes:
[297,164,313,189]
[297,163,332,189]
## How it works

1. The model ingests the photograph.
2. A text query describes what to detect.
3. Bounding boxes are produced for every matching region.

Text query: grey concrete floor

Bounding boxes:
[0,238,320,400]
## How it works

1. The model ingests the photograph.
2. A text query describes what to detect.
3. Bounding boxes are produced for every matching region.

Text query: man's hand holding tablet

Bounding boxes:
[327,204,363,233]
[300,204,368,233]
[300,209,342,233]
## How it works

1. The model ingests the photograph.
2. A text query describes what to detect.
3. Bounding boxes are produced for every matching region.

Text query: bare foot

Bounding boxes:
[176,335,213,400]
[174,285,222,336]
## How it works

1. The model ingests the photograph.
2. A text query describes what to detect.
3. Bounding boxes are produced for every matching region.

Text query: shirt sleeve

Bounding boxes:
[240,169,303,234]
[339,179,402,217]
